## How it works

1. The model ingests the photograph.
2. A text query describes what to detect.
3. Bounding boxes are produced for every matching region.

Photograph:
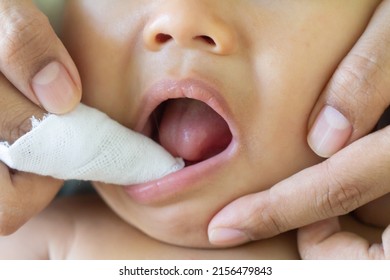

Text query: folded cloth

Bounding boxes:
[0,104,184,185]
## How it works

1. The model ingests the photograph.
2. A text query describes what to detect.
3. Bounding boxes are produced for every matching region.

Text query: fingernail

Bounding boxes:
[32,61,79,114]
[308,106,352,158]
[209,228,250,246]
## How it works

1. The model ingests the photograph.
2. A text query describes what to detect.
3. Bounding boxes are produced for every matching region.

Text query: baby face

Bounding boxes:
[62,0,379,247]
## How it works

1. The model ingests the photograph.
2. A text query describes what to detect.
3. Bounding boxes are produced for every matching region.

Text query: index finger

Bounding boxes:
[208,126,390,245]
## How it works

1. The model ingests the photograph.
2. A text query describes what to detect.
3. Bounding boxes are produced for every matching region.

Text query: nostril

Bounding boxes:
[156,34,216,46]
[194,35,216,46]
[156,33,173,44]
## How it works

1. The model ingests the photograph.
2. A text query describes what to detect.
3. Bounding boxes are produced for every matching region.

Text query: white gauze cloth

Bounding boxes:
[0,104,184,185]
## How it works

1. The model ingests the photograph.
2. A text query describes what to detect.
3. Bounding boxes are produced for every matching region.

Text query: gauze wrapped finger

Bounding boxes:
[0,104,184,185]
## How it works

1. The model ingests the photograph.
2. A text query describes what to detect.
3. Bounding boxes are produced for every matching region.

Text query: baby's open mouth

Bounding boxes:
[145,98,233,166]
[127,80,237,203]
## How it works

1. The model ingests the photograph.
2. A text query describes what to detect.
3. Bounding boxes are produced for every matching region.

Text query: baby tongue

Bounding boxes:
[159,99,232,162]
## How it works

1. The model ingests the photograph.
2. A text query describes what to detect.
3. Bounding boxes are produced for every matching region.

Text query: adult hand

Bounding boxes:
[298,217,390,259]
[208,0,390,248]
[0,0,81,114]
[0,0,79,235]
[0,73,63,235]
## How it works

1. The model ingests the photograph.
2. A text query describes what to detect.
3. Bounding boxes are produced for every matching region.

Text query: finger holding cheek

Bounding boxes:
[209,1,390,247]
[308,0,390,157]
[298,218,390,260]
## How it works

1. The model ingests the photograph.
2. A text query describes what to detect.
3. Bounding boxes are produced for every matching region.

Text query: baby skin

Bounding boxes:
[0,0,386,259]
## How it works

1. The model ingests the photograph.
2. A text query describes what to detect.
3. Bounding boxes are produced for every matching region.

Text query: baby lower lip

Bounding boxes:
[123,139,235,205]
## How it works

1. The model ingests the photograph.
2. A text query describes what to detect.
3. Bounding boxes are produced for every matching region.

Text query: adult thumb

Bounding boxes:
[307,0,390,157]
[0,0,81,114]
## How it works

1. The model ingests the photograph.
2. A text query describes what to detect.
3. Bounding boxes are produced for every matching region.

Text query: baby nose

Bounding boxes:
[143,1,237,55]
